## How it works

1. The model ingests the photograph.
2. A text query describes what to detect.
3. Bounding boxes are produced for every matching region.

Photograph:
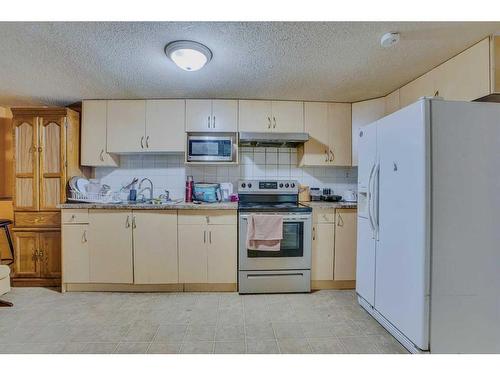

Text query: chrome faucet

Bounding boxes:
[138,178,154,201]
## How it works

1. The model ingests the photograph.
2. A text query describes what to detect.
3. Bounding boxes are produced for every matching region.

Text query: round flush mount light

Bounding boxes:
[165,40,212,71]
[380,32,400,48]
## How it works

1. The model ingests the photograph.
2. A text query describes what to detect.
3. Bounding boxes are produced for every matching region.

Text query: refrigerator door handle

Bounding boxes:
[367,162,376,234]
[373,162,381,240]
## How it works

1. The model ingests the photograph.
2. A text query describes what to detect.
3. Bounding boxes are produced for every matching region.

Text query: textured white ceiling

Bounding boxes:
[0,22,499,106]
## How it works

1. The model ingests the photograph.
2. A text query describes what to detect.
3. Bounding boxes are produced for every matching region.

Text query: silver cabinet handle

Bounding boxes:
[82,230,87,243]
[203,230,206,243]
[70,214,76,221]
[140,136,144,149]
[208,116,211,129]
[273,116,277,129]
[206,215,210,224]
[132,215,136,229]
[209,230,212,244]
[312,226,316,241]
[267,117,271,129]
[325,149,329,162]
[99,149,104,161]
[213,116,216,128]
[126,215,130,228]
[329,150,334,162]
[146,136,149,148]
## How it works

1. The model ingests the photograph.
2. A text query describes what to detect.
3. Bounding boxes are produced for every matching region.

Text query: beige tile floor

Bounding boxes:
[0,288,408,354]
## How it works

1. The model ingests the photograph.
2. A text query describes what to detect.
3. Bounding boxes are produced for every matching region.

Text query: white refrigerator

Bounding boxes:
[356,98,500,354]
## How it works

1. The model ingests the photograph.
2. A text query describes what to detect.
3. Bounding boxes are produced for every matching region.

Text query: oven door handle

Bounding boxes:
[240,216,311,221]
[240,217,310,223]
[246,273,304,279]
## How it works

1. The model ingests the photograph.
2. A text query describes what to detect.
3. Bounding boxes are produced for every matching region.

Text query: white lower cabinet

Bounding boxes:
[88,210,134,284]
[62,209,236,288]
[133,211,178,284]
[178,210,237,284]
[311,222,335,281]
[62,224,90,283]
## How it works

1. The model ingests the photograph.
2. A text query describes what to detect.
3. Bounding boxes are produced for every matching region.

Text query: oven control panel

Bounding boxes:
[238,180,299,194]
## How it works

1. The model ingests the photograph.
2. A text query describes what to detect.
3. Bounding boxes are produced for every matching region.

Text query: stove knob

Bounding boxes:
[285,183,289,188]
[247,183,252,188]
[291,183,295,188]
[279,183,284,188]
[241,183,246,188]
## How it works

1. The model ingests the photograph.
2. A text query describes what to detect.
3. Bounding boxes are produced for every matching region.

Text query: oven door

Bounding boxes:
[238,213,312,271]
[187,135,234,162]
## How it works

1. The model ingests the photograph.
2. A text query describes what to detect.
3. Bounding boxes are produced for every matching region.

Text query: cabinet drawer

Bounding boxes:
[15,212,61,228]
[178,210,237,225]
[313,209,335,223]
[62,209,89,224]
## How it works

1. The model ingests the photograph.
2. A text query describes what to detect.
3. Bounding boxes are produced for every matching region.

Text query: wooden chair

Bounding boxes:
[0,219,14,307]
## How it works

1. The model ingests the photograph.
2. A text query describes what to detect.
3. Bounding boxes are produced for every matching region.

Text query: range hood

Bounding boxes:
[238,132,309,147]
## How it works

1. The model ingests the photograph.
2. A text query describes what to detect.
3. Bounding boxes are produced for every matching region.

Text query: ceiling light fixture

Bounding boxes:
[380,32,400,48]
[165,40,212,71]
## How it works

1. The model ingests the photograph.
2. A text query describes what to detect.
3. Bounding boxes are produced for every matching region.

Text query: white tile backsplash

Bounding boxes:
[93,148,357,200]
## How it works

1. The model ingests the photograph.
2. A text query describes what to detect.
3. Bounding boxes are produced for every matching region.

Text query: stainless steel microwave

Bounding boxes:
[187,133,237,162]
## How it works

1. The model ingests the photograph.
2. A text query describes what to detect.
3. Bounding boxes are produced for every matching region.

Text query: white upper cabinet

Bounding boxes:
[145,100,185,152]
[186,99,237,132]
[271,101,304,132]
[212,100,238,132]
[81,100,119,167]
[238,100,304,133]
[238,100,273,132]
[107,100,146,153]
[351,98,385,166]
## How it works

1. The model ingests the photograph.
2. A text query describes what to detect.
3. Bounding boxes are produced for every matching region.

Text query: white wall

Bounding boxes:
[94,147,357,200]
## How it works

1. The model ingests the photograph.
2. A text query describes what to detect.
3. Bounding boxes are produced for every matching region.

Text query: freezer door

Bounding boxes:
[356,217,376,306]
[375,100,430,351]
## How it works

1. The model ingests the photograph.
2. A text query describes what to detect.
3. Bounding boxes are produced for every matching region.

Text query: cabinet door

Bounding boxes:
[81,100,118,166]
[207,225,237,283]
[399,71,436,108]
[328,103,352,166]
[311,223,335,281]
[334,209,357,281]
[13,116,38,211]
[39,230,61,279]
[272,101,304,132]
[88,210,133,283]
[12,231,40,278]
[238,100,272,132]
[133,211,178,284]
[178,224,207,283]
[38,116,65,210]
[299,102,330,166]
[385,89,400,116]
[107,100,146,153]
[351,98,385,166]
[62,224,89,283]
[212,100,238,132]
[434,38,490,101]
[145,100,185,152]
[186,100,213,132]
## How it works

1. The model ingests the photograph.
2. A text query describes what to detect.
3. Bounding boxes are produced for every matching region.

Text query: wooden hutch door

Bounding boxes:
[12,231,40,278]
[13,116,39,211]
[38,116,66,211]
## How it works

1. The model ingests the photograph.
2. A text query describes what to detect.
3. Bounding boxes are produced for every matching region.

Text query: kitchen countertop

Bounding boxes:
[58,201,238,210]
[301,201,357,209]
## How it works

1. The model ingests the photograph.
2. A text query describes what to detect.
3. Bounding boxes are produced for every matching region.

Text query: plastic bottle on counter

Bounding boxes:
[185,176,194,202]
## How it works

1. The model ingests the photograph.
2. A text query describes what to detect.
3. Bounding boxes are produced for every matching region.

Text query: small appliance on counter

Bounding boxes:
[343,189,357,202]
[193,183,222,203]
[320,188,342,202]
[309,187,321,201]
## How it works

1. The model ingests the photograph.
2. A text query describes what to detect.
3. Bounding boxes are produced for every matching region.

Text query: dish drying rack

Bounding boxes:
[68,189,121,204]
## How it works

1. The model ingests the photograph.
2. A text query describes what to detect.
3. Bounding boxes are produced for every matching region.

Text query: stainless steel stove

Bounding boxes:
[237,180,312,294]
